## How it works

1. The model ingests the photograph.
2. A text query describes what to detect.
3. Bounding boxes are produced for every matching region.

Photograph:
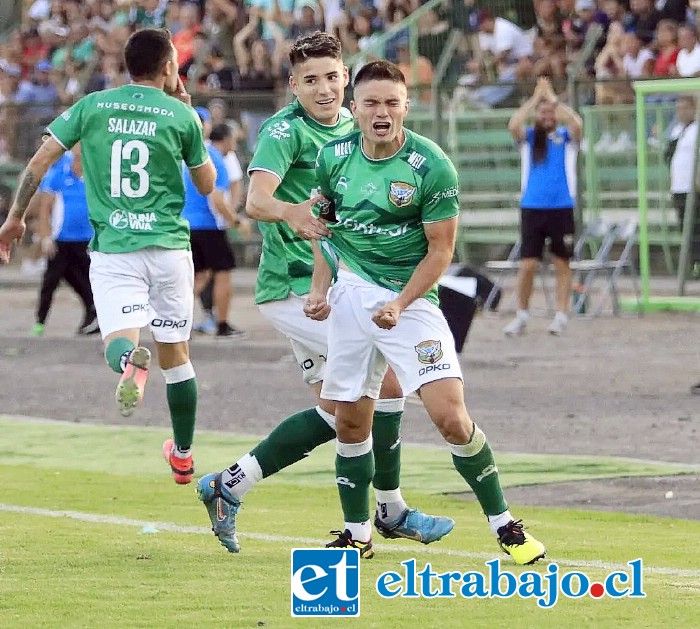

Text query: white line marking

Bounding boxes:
[1,503,698,578]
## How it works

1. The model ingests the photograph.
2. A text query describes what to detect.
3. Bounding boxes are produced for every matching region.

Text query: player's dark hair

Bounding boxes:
[124,28,173,80]
[353,60,406,88]
[210,123,232,142]
[288,31,342,67]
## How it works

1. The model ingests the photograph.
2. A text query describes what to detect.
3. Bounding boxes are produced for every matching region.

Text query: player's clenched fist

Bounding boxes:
[372,300,404,330]
[304,292,331,321]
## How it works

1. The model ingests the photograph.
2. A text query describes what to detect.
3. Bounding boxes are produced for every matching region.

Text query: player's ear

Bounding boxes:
[289,73,298,96]
[350,100,357,117]
[342,66,349,88]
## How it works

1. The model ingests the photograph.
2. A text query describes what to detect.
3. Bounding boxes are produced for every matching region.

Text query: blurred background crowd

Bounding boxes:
[2,0,700,163]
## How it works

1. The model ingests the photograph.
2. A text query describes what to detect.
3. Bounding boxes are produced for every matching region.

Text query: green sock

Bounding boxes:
[371,410,402,490]
[166,378,198,449]
[451,424,508,516]
[336,440,374,523]
[104,337,134,374]
[251,407,335,478]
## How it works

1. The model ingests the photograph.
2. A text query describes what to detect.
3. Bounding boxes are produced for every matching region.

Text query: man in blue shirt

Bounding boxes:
[506,77,583,336]
[182,123,245,338]
[34,142,97,336]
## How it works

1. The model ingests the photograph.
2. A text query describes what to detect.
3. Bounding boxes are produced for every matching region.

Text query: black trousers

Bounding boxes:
[36,240,94,324]
[673,193,700,264]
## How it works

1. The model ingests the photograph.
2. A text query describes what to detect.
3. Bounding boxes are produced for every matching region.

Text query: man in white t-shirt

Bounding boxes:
[622,31,654,78]
[467,10,533,107]
[675,25,700,78]
[668,95,699,252]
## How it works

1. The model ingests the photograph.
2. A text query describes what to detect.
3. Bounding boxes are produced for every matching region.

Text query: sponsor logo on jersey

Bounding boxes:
[268,121,291,140]
[429,186,459,205]
[361,182,378,195]
[407,151,427,170]
[389,181,416,208]
[96,102,175,117]
[336,176,349,190]
[334,141,353,158]
[109,209,158,231]
[61,110,71,121]
[414,340,443,365]
[338,217,408,237]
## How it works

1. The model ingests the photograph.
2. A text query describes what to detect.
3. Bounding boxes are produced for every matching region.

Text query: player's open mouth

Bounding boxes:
[316,98,334,106]
[373,122,391,136]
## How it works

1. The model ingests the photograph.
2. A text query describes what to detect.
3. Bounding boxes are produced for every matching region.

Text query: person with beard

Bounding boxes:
[504,77,582,336]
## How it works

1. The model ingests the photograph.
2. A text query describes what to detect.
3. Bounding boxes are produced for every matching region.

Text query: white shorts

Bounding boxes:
[321,270,463,401]
[89,248,194,343]
[258,294,329,385]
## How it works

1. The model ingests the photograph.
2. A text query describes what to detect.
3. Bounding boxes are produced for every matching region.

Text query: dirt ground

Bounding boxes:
[1,273,698,520]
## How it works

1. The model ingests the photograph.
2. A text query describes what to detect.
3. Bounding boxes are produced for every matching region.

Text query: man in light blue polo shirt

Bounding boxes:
[182,122,245,338]
[34,142,97,336]
[506,77,583,336]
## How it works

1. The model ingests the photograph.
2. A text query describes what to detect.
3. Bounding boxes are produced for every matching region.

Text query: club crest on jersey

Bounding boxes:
[389,181,416,208]
[414,340,443,365]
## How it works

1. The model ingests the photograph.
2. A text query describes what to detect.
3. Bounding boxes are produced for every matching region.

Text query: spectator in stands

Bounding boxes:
[289,2,324,39]
[0,63,21,162]
[234,7,283,90]
[85,54,129,93]
[203,0,246,63]
[652,19,680,77]
[16,60,59,118]
[464,10,533,108]
[674,24,700,77]
[505,77,583,337]
[622,30,654,79]
[416,9,450,69]
[601,0,628,23]
[533,0,567,79]
[396,39,433,104]
[656,0,689,23]
[129,0,167,29]
[624,0,661,45]
[173,1,202,69]
[203,46,242,92]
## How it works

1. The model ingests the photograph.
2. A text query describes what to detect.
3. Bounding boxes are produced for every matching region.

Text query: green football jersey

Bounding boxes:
[47,84,208,253]
[247,100,354,304]
[316,128,460,306]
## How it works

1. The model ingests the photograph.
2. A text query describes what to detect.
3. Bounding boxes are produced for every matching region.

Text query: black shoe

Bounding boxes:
[78,312,100,335]
[216,322,247,338]
[325,529,374,559]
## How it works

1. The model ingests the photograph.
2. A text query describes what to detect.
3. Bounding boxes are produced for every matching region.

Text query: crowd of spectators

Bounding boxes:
[1,0,700,162]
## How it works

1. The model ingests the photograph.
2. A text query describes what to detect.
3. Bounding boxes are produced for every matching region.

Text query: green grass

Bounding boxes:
[0,417,698,628]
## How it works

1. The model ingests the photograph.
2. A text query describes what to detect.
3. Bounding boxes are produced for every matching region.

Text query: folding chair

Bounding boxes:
[484,240,554,313]
[596,218,641,316]
[568,218,618,315]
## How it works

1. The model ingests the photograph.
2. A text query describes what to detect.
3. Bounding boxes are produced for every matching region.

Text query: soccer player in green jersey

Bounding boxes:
[304,60,547,564]
[196,32,453,555]
[0,29,217,485]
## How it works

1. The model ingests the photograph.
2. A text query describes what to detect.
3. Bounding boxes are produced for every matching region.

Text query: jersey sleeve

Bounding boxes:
[182,109,209,169]
[247,118,300,181]
[421,158,460,223]
[47,98,86,150]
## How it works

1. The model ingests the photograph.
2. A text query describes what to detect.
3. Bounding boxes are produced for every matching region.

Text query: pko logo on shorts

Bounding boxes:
[291,549,360,617]
[375,558,645,609]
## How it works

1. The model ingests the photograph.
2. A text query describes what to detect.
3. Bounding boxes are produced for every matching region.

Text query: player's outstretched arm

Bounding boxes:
[246,171,330,239]
[0,136,64,263]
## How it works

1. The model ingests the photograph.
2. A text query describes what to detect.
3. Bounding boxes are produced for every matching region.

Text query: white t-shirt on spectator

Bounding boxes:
[676,44,700,77]
[28,0,51,21]
[218,150,243,229]
[670,120,698,194]
[623,49,655,78]
[479,18,533,64]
